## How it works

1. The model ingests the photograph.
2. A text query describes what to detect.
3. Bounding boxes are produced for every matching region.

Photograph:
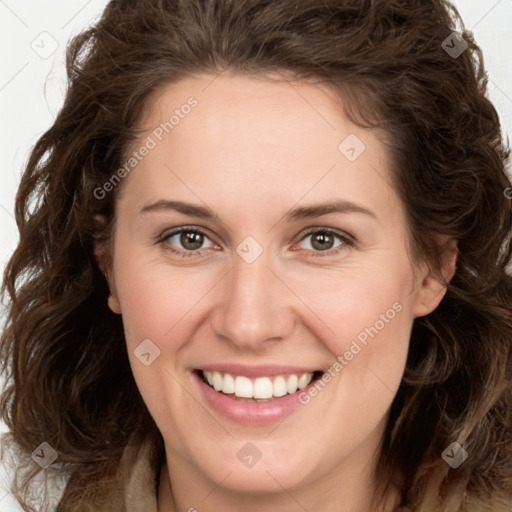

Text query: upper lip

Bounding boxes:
[196,364,322,378]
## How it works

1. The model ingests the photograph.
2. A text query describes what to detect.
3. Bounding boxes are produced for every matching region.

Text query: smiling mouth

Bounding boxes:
[195,369,324,402]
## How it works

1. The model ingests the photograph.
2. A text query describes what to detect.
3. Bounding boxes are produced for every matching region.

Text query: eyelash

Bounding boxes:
[156,226,355,259]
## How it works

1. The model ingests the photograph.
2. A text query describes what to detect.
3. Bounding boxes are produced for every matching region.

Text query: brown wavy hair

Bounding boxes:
[1,0,511,510]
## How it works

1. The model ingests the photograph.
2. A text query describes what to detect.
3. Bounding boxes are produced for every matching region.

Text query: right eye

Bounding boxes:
[158,226,217,256]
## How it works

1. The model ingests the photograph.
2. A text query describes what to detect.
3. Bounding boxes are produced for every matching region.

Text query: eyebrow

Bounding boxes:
[139,199,377,221]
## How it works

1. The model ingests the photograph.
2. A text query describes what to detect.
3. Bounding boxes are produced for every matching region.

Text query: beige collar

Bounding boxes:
[124,435,159,512]
[58,434,160,512]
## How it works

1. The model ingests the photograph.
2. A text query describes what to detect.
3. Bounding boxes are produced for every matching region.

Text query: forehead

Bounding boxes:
[119,73,400,224]
[140,72,352,158]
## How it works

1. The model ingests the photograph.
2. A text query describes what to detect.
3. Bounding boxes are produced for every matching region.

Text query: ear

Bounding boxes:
[93,216,122,315]
[413,238,458,318]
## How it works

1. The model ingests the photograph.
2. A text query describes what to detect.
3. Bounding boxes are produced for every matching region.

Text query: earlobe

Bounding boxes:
[107,294,122,315]
[93,220,122,315]
[413,239,458,318]
[95,242,122,315]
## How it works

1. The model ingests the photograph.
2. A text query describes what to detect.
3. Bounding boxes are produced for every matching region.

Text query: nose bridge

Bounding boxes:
[211,243,294,348]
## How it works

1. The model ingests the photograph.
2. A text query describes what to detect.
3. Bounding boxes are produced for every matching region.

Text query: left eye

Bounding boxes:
[160,228,215,252]
[296,229,350,253]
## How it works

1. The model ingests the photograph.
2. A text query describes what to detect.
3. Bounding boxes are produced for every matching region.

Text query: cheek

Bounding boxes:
[290,267,413,464]
[112,256,212,432]
[113,254,220,345]
[287,257,414,354]
[288,255,415,412]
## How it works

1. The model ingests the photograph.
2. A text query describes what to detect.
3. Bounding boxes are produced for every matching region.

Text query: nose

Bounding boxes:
[210,246,296,351]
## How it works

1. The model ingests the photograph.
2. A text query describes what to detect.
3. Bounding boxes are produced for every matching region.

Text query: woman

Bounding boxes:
[1,0,511,511]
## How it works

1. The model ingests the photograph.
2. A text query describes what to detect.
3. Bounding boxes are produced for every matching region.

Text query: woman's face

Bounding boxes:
[101,73,449,505]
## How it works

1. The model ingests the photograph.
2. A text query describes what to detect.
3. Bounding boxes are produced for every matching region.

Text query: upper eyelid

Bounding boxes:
[295,228,355,250]
[159,226,216,245]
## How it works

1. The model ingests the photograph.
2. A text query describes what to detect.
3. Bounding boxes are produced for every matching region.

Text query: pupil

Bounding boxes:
[181,231,203,250]
[312,233,333,251]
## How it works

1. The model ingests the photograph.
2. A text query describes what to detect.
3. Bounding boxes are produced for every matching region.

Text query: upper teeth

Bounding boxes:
[203,371,315,399]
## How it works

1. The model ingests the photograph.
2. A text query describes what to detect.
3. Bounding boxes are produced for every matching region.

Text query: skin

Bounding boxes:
[96,72,456,512]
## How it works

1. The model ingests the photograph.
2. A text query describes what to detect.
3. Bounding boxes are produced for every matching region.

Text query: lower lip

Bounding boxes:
[192,371,318,425]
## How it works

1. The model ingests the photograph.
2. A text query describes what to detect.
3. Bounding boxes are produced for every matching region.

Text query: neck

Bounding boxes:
[157,437,400,512]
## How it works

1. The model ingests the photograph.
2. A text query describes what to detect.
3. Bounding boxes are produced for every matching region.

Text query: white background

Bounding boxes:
[1,1,511,510]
